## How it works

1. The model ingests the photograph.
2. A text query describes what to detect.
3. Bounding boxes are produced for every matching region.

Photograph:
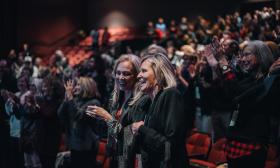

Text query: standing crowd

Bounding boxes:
[1,6,280,168]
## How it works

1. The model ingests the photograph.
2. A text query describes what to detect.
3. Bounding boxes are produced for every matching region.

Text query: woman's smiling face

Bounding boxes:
[137,60,157,94]
[115,61,137,91]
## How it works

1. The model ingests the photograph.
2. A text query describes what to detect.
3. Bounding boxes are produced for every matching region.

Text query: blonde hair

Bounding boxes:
[78,77,100,99]
[111,54,141,106]
[131,52,177,104]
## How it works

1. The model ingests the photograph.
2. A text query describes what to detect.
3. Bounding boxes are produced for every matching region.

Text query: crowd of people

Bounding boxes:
[0,6,280,168]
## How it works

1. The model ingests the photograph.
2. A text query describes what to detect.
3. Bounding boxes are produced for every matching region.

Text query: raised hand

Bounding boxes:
[64,80,74,101]
[269,58,280,75]
[201,44,218,68]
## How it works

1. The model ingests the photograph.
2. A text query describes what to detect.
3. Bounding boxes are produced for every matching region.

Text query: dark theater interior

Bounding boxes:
[1,0,280,168]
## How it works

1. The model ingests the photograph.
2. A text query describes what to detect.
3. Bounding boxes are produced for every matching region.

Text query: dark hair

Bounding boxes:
[229,40,240,55]
[42,75,64,100]
[265,41,280,60]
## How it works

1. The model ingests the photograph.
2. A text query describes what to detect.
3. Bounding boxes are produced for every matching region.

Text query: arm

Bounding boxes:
[57,79,74,119]
[109,95,152,140]
[74,99,101,122]
[57,100,69,119]
[137,89,186,155]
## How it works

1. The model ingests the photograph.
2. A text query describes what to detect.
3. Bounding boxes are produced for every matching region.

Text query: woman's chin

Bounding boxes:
[140,86,148,93]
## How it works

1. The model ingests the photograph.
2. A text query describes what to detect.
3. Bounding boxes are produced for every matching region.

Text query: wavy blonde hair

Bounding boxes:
[131,52,177,104]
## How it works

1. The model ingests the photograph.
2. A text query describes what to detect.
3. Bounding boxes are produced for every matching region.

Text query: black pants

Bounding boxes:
[228,147,267,168]
[39,155,57,168]
[9,137,24,168]
[71,150,97,168]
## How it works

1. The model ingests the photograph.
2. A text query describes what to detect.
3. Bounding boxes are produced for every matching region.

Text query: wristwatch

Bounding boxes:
[222,65,229,71]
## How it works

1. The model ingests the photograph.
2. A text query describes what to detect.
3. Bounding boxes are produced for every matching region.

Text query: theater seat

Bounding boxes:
[265,144,279,168]
[186,132,211,159]
[190,138,227,168]
[96,138,110,168]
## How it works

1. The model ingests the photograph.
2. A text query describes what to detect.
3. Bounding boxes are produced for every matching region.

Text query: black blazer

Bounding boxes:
[227,73,280,144]
[138,87,189,168]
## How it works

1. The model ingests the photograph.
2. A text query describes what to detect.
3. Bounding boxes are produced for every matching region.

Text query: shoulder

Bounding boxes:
[134,94,152,107]
[86,98,101,106]
[161,87,182,98]
[155,87,183,105]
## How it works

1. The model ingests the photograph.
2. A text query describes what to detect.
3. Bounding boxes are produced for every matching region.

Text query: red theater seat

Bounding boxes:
[190,138,227,168]
[96,139,110,168]
[265,144,279,168]
[186,132,211,159]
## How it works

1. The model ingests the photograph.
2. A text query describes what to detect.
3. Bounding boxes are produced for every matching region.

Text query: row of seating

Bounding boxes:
[95,131,279,168]
[186,131,279,168]
[55,130,278,168]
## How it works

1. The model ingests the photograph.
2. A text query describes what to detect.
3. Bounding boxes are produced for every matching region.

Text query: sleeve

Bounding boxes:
[108,95,151,141]
[5,101,13,116]
[57,100,69,119]
[22,104,40,119]
[74,99,101,122]
[127,95,151,123]
[138,89,186,156]
[107,119,123,140]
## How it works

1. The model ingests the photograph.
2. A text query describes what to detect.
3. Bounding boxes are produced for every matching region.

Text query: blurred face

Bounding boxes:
[115,61,136,91]
[137,60,157,94]
[239,46,258,73]
[42,82,52,98]
[23,44,28,50]
[73,82,82,96]
[29,84,37,94]
[17,78,28,92]
[182,17,187,23]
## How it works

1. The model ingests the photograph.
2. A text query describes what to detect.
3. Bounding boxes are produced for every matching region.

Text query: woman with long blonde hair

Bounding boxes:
[86,54,151,168]
[131,52,190,168]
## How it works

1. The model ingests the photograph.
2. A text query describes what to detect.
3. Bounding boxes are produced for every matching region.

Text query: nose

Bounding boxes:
[119,73,125,80]
[137,72,142,79]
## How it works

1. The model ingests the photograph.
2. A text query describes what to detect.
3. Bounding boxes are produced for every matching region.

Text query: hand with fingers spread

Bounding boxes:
[86,105,113,122]
[64,80,74,101]
[202,44,218,68]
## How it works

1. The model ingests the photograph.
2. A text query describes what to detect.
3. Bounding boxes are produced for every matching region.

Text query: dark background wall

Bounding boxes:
[0,0,278,57]
[0,0,18,57]
[17,0,87,56]
[86,0,244,30]
[1,0,87,57]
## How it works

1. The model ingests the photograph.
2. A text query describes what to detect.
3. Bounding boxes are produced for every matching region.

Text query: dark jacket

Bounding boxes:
[107,94,151,168]
[35,96,62,157]
[57,97,100,151]
[227,73,280,144]
[138,87,189,168]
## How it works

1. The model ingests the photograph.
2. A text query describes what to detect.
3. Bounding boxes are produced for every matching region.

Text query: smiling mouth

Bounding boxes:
[119,81,127,88]
[138,78,145,84]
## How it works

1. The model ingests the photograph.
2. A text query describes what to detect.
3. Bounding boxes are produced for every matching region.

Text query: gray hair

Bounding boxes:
[243,40,274,79]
